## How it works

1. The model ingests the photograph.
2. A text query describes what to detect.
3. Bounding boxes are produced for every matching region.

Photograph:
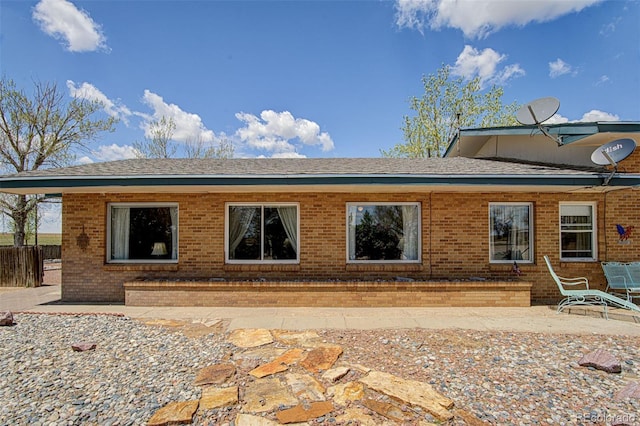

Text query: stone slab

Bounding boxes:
[147,400,199,426]
[193,363,236,386]
[362,398,413,423]
[199,386,238,411]
[299,345,342,373]
[327,381,365,406]
[249,348,305,378]
[322,366,350,383]
[243,377,298,413]
[578,349,622,373]
[285,373,326,401]
[228,328,273,348]
[276,401,333,424]
[359,371,454,421]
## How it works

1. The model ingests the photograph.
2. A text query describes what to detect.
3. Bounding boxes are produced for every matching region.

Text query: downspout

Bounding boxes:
[603,191,608,262]
[429,192,433,279]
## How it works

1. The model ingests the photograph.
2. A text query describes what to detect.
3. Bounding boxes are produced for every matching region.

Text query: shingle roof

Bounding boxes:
[2,157,638,195]
[2,157,604,178]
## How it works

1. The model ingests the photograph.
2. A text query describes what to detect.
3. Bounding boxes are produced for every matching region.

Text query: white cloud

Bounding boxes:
[543,110,619,124]
[548,58,574,78]
[32,0,107,52]
[395,0,601,38]
[545,114,569,124]
[595,75,610,86]
[67,80,131,123]
[141,90,215,143]
[76,155,94,165]
[235,110,334,155]
[270,152,307,159]
[91,144,138,161]
[451,45,524,87]
[578,110,619,122]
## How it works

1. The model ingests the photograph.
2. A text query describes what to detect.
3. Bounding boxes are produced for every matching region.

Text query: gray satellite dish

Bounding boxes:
[516,97,563,145]
[591,138,637,166]
[516,97,560,125]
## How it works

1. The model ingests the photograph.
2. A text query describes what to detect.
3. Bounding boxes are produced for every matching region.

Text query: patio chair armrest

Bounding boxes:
[557,275,590,289]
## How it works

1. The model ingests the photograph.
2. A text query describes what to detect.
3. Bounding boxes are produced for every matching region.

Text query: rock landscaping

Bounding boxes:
[0,313,639,425]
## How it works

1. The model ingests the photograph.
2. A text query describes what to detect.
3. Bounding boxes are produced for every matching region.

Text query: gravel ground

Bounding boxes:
[1,313,639,425]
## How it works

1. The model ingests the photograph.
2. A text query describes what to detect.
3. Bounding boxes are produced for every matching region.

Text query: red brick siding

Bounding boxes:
[61,189,639,305]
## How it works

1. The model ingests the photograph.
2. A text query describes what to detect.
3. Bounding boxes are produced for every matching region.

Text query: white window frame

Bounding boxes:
[346,202,421,264]
[106,202,179,264]
[488,202,534,264]
[559,202,597,262]
[225,202,300,264]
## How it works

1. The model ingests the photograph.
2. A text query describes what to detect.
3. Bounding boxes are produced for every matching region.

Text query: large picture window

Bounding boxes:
[108,203,178,262]
[226,204,299,263]
[560,203,596,260]
[347,203,420,263]
[489,203,533,263]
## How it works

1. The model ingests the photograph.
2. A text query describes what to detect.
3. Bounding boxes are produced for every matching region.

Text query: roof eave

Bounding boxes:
[1,173,638,195]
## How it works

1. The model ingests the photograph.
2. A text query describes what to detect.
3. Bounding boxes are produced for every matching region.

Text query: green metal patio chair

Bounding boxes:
[601,262,640,303]
[543,256,640,320]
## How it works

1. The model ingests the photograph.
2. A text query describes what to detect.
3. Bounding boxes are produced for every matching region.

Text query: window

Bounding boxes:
[560,203,596,260]
[347,203,420,263]
[108,203,178,262]
[226,204,299,263]
[489,203,533,263]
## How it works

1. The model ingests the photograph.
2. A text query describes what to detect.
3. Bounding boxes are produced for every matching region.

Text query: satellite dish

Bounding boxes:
[516,97,560,125]
[591,138,637,166]
[516,96,563,145]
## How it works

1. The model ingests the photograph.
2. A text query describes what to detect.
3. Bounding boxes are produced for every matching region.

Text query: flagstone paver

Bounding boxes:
[285,373,326,401]
[275,401,334,424]
[145,328,485,424]
[147,400,199,426]
[321,366,350,382]
[228,328,273,348]
[249,348,305,378]
[193,363,236,386]
[243,377,299,413]
[199,385,238,411]
[326,381,365,406]
[334,407,380,426]
[299,345,342,373]
[271,330,322,347]
[359,370,455,421]
[362,398,414,423]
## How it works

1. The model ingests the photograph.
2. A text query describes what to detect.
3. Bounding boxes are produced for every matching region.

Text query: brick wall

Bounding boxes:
[61,188,639,305]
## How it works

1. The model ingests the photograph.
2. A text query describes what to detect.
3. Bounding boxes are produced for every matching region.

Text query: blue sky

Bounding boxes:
[1,0,639,231]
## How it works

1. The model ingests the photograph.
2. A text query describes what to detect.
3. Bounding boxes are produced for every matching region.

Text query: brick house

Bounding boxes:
[1,122,638,307]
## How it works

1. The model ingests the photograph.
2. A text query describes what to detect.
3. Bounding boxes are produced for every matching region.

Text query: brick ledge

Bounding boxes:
[124,279,532,308]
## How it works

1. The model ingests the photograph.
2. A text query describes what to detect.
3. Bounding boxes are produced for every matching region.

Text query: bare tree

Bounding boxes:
[0,77,117,246]
[133,116,177,159]
[184,134,234,159]
[135,116,235,159]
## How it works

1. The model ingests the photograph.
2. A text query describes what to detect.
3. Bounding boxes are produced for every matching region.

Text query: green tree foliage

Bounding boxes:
[0,78,117,246]
[382,64,519,158]
[134,116,234,159]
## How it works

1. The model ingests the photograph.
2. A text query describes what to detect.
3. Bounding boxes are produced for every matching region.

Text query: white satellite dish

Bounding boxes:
[591,138,637,186]
[516,97,563,145]
[591,138,637,166]
[516,97,560,125]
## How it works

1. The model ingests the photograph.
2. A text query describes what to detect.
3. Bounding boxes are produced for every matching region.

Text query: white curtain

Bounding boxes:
[348,210,356,260]
[170,207,178,260]
[277,206,297,255]
[228,207,256,259]
[401,205,419,260]
[111,207,130,260]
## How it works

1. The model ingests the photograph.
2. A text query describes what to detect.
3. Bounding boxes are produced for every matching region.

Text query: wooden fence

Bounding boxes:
[0,245,60,260]
[0,246,43,288]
